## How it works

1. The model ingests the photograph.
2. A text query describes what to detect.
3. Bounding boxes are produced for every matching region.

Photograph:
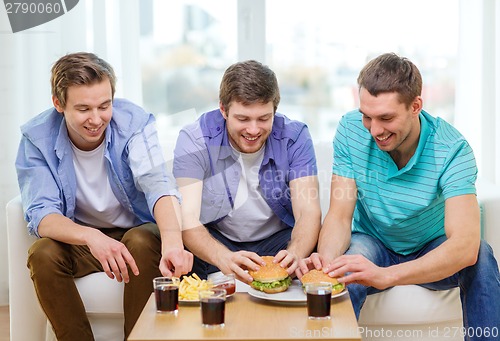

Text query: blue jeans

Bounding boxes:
[346,233,500,341]
[190,227,293,279]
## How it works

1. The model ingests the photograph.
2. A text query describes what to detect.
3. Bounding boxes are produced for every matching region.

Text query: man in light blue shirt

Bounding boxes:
[174,60,321,283]
[16,52,193,340]
[298,53,500,339]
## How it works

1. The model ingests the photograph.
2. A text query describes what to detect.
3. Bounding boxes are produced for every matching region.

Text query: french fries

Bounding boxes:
[178,273,213,301]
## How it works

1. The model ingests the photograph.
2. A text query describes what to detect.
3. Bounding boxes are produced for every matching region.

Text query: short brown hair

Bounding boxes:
[219,60,280,113]
[357,53,422,108]
[51,52,116,109]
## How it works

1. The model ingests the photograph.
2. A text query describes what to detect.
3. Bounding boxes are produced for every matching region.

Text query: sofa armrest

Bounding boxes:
[477,180,500,257]
[6,195,47,341]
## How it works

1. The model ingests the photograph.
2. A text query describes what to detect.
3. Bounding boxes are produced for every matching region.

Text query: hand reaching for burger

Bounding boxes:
[296,253,345,294]
[296,252,329,278]
[273,249,300,276]
[323,254,392,290]
[215,249,265,283]
[298,253,390,290]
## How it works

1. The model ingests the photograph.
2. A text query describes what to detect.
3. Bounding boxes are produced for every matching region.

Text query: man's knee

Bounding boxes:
[475,240,499,272]
[346,234,378,256]
[27,238,70,277]
[122,227,160,256]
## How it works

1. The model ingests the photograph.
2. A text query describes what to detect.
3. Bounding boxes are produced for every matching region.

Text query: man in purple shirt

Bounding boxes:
[173,60,321,282]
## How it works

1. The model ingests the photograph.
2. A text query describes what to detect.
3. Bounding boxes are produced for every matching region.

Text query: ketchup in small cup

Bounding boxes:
[210,273,236,296]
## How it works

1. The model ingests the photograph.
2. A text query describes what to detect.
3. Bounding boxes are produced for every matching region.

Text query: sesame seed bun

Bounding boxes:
[301,269,345,294]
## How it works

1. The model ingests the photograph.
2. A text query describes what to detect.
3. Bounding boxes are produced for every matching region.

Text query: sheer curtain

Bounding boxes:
[0,0,142,305]
[455,0,500,183]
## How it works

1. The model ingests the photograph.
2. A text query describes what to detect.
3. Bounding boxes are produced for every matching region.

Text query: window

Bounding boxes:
[266,0,458,143]
[140,0,459,146]
[139,0,236,113]
[139,0,237,155]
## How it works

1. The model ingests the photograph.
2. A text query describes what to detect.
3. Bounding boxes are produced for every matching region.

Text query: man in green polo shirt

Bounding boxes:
[299,53,500,339]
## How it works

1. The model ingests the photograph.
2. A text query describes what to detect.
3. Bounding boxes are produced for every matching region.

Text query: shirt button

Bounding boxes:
[217,127,221,131]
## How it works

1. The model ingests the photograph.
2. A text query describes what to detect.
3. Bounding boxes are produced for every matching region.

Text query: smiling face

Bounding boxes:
[53,79,112,151]
[359,87,422,166]
[221,101,274,153]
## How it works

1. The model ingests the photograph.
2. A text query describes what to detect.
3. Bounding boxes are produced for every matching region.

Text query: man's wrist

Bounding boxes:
[161,238,184,255]
[286,244,305,259]
[212,246,231,268]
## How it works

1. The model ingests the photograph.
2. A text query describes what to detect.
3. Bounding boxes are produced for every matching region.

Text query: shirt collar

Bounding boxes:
[55,117,112,160]
[55,118,70,160]
[203,109,285,165]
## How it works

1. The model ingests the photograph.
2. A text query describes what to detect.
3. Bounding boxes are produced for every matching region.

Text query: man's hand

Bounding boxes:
[86,228,139,283]
[295,252,329,278]
[323,254,392,289]
[159,247,194,278]
[216,250,264,283]
[274,249,300,276]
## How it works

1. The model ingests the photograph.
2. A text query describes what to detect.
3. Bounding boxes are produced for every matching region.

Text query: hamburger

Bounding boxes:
[248,256,292,294]
[300,269,345,294]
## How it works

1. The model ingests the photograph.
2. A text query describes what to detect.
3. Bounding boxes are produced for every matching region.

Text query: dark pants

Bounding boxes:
[190,227,293,279]
[27,223,162,341]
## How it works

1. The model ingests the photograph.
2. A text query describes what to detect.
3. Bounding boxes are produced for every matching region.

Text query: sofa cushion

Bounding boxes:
[359,285,462,325]
[75,272,124,315]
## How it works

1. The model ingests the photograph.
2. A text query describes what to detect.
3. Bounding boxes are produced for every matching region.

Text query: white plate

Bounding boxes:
[247,279,347,303]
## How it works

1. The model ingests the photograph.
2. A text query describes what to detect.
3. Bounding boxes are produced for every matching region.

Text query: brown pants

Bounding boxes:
[27,223,162,341]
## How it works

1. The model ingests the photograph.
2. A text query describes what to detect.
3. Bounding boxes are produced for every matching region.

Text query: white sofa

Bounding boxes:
[6,143,500,341]
[6,195,125,341]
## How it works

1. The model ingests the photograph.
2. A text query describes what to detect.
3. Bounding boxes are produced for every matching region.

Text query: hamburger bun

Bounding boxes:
[249,256,288,282]
[301,269,345,294]
[249,256,291,294]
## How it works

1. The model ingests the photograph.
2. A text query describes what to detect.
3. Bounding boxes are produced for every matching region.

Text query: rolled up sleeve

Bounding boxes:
[16,137,64,237]
[127,120,180,215]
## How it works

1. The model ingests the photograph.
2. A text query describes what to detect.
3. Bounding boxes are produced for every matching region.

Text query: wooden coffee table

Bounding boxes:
[128,290,361,341]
